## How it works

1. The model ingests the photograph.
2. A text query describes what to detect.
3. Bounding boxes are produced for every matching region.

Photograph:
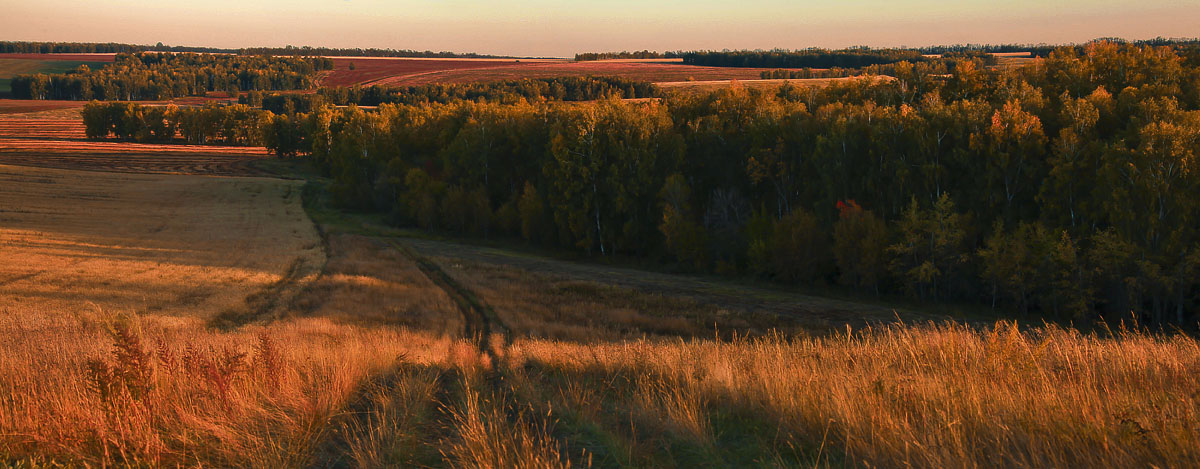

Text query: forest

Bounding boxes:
[261,42,1200,326]
[77,42,1200,326]
[8,52,333,100]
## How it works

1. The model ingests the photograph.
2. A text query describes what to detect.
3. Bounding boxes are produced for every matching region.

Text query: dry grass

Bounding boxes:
[406,235,911,340]
[1,141,1197,466]
[0,314,459,466]
[428,255,718,340]
[294,233,462,334]
[506,322,1200,467]
[0,164,320,319]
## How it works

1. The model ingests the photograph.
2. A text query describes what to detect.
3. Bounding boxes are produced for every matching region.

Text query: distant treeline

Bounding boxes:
[0,41,500,58]
[758,55,985,79]
[239,77,661,113]
[10,52,333,100]
[919,37,1200,57]
[238,45,506,58]
[676,48,930,68]
[760,61,949,80]
[81,102,270,145]
[0,41,235,54]
[574,50,676,61]
[675,39,1200,69]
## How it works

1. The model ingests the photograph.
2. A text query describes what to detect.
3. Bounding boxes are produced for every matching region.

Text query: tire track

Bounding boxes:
[388,240,509,359]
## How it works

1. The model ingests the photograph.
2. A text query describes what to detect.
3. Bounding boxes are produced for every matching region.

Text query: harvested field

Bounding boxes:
[0,164,321,320]
[368,60,775,87]
[321,57,542,87]
[0,99,85,114]
[994,52,1037,69]
[0,110,272,176]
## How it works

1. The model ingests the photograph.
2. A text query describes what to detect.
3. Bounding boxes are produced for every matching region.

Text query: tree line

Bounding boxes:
[238,45,505,58]
[574,51,675,61]
[81,102,270,145]
[677,48,930,68]
[759,60,955,80]
[0,41,501,57]
[0,41,234,54]
[10,52,333,100]
[918,37,1200,56]
[239,77,661,113]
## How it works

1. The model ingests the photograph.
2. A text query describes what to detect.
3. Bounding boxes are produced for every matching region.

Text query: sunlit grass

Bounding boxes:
[2,162,1197,467]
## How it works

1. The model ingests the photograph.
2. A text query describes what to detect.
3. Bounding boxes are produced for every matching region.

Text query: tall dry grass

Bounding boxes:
[507,321,1200,467]
[0,311,465,467]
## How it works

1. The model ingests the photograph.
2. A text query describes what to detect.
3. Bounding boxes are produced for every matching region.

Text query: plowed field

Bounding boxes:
[0,109,270,176]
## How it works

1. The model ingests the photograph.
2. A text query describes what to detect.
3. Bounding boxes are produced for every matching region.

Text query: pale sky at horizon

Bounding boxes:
[2,0,1198,57]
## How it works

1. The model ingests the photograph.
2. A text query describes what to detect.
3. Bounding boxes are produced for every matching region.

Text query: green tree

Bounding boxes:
[517,182,549,244]
[833,200,889,294]
[890,194,968,301]
[658,174,708,270]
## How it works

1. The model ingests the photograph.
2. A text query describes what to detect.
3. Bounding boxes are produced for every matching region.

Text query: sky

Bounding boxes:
[3,0,1198,57]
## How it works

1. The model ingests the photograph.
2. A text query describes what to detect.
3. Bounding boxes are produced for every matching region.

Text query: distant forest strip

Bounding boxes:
[0,41,501,58]
[9,52,333,100]
[81,77,661,141]
[81,42,1200,326]
[574,50,676,61]
[238,45,508,58]
[676,48,931,68]
[664,38,1200,68]
[757,56,981,80]
[238,77,661,113]
[0,40,235,54]
[918,37,1200,55]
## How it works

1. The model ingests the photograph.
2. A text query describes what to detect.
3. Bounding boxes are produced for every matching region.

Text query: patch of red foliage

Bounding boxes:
[0,53,117,62]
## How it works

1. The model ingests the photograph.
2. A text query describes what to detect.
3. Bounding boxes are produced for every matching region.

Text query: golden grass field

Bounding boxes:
[0,114,1198,467]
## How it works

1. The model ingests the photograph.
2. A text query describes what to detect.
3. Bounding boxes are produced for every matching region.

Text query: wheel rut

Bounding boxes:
[388,240,510,361]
